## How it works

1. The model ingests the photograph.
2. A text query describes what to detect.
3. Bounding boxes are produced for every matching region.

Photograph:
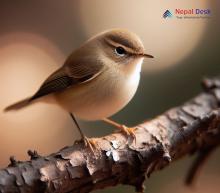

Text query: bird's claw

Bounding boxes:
[119,125,136,143]
[83,136,97,154]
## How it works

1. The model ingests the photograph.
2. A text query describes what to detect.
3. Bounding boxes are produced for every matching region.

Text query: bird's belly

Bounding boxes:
[54,72,140,121]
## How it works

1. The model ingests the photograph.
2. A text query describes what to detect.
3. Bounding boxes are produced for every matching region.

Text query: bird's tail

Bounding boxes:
[4,97,33,112]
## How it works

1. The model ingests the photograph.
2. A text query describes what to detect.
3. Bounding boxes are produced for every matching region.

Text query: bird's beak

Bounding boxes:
[143,53,154,58]
[135,53,154,58]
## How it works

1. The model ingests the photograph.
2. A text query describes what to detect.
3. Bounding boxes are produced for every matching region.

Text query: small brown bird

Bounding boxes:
[4,29,153,150]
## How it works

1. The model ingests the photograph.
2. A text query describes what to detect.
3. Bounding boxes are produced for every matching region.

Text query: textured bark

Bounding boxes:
[1,77,220,193]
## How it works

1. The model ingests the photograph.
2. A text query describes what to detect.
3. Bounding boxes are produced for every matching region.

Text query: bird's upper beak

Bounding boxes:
[134,52,154,58]
[143,53,154,58]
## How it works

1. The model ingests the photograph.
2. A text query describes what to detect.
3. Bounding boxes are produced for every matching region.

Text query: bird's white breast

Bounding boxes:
[54,59,143,121]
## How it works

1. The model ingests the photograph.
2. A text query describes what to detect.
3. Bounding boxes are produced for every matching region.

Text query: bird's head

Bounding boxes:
[71,29,154,76]
[95,29,154,75]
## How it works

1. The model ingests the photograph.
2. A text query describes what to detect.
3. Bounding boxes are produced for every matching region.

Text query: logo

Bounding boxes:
[163,8,211,19]
[163,10,172,18]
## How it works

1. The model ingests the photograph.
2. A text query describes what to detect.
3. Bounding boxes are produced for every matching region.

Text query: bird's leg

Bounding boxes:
[69,113,96,153]
[102,118,136,142]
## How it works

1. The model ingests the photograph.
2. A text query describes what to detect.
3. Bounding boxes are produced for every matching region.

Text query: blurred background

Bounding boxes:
[0,0,219,192]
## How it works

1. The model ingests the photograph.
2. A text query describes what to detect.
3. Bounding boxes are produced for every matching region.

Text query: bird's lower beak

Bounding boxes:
[143,53,154,58]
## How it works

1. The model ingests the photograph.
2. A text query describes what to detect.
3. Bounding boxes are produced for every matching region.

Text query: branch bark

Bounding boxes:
[1,77,220,193]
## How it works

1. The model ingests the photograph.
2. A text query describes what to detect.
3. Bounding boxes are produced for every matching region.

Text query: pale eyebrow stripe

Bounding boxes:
[107,34,134,48]
[103,38,138,55]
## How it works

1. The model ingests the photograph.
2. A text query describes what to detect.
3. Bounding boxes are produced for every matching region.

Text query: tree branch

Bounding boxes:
[1,77,220,193]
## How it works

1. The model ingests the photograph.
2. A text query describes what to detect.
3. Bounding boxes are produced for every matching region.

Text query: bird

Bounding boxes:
[4,29,153,151]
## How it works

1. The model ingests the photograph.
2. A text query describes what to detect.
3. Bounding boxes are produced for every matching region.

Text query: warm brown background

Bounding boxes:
[0,1,219,193]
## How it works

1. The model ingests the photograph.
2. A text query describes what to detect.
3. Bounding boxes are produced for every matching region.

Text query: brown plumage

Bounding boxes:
[4,40,105,111]
[4,29,152,118]
[4,28,154,151]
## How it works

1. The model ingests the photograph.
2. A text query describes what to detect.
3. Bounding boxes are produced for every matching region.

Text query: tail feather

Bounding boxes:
[4,97,32,112]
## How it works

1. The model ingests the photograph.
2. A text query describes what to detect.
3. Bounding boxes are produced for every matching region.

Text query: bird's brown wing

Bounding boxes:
[31,62,104,101]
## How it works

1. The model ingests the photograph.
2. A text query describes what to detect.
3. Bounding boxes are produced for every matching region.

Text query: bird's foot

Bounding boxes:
[102,118,136,143]
[118,125,136,143]
[82,136,97,154]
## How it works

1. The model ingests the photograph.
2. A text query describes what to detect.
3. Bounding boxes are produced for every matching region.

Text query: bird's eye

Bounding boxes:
[115,46,126,56]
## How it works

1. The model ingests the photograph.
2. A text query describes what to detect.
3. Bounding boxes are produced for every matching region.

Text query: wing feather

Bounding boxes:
[30,60,104,101]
